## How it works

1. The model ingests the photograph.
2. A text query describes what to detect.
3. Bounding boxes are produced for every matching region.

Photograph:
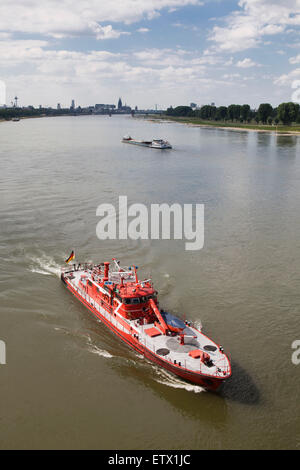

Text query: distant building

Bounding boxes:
[211,102,215,106]
[117,97,122,109]
[70,99,75,110]
[190,102,197,109]
[57,103,61,110]
[94,104,116,114]
[80,106,94,114]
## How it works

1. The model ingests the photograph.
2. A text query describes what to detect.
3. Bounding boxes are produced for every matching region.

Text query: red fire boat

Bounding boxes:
[61,258,231,390]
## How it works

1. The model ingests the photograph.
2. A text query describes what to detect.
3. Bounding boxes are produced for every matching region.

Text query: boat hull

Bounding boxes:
[122,140,172,149]
[62,273,227,391]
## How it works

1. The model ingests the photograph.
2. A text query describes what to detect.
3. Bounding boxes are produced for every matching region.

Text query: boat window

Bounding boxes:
[123,297,141,304]
[146,294,156,300]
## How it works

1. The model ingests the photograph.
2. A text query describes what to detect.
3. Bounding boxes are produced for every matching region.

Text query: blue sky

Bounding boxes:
[0,0,300,109]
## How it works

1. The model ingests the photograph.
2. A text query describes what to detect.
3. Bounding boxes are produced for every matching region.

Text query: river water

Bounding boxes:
[0,115,299,449]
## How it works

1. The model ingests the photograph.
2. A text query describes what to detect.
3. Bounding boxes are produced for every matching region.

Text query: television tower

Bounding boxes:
[14,96,18,107]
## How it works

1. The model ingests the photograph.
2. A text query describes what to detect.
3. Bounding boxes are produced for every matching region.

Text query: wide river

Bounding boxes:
[0,115,299,449]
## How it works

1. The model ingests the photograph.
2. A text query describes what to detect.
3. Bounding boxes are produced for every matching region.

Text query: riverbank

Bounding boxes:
[142,115,300,135]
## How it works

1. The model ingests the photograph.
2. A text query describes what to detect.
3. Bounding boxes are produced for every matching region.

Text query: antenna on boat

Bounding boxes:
[140,278,151,287]
[112,258,121,270]
[133,265,138,283]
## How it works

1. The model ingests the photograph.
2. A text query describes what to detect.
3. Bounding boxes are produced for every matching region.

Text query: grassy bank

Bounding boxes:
[144,115,300,134]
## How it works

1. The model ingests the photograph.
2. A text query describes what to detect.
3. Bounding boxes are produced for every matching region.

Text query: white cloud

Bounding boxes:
[274,54,300,89]
[236,58,259,68]
[94,25,130,40]
[274,68,300,85]
[0,39,49,63]
[208,0,300,52]
[0,37,233,108]
[288,41,300,48]
[132,48,220,67]
[137,28,150,33]
[0,32,11,39]
[172,22,199,31]
[223,73,241,79]
[289,54,300,64]
[0,0,201,39]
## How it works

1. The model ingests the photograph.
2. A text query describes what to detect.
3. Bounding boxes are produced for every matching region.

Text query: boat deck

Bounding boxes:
[134,321,229,376]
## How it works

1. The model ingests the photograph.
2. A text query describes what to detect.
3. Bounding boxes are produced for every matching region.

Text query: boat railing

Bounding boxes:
[61,263,94,273]
[69,283,139,338]
[138,332,230,376]
[214,364,231,377]
[108,271,135,282]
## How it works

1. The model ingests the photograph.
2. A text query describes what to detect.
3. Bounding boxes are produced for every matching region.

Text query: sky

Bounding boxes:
[0,0,300,109]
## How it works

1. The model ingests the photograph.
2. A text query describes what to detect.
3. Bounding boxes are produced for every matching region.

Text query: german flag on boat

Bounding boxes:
[65,250,75,264]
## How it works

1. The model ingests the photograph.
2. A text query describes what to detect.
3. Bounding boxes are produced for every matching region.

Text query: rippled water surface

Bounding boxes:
[0,115,299,449]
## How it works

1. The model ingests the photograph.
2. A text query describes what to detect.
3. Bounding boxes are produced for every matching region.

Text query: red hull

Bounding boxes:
[62,274,227,391]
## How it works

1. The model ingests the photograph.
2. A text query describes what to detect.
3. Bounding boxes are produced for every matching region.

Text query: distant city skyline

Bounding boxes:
[0,1,300,109]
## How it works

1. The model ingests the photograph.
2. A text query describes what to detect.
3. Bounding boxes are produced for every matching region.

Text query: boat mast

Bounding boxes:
[133,265,138,283]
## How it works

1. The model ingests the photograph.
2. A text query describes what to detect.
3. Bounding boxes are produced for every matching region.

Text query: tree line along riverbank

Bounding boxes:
[156,102,300,134]
[146,115,300,134]
[0,107,77,122]
[167,102,300,125]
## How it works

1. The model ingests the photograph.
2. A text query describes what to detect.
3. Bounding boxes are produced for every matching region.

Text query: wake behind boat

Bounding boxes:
[122,135,172,149]
[61,256,231,390]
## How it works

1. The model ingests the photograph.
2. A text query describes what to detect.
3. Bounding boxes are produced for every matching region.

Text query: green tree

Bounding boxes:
[216,106,228,121]
[200,105,212,120]
[227,104,241,121]
[234,105,241,121]
[277,102,300,125]
[168,106,192,117]
[210,106,217,120]
[257,103,273,124]
[227,104,236,121]
[241,104,250,122]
